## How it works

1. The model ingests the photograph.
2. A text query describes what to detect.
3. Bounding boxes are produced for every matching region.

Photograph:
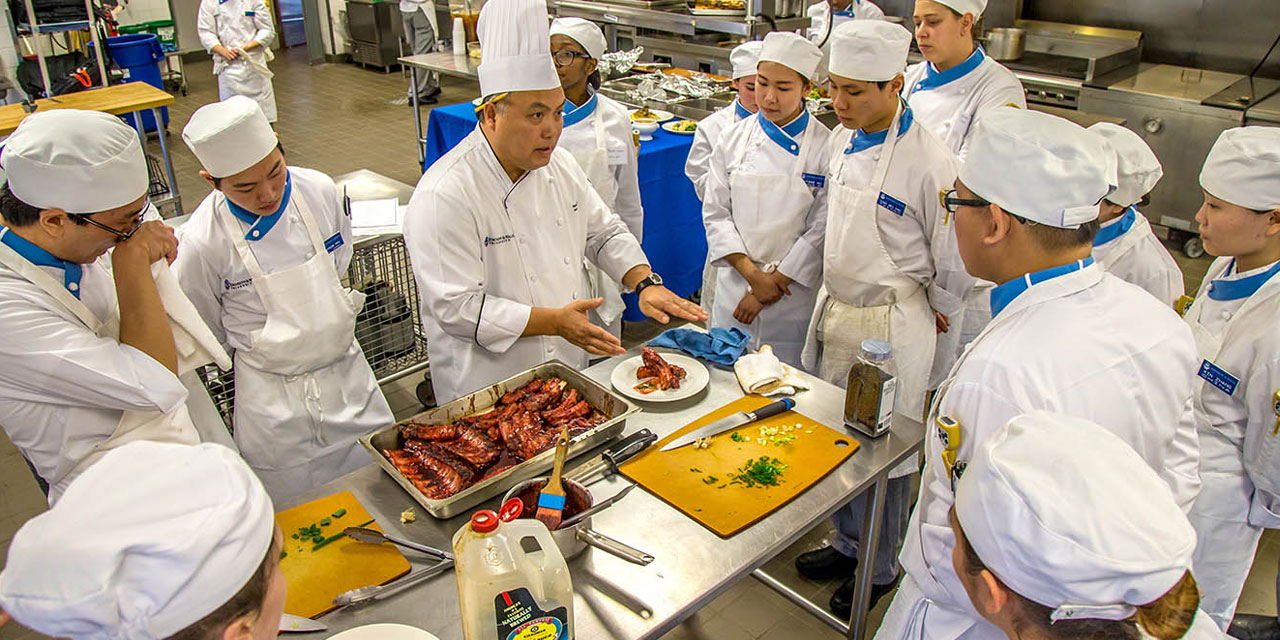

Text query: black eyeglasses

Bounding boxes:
[552,49,592,67]
[74,200,151,241]
[940,189,989,214]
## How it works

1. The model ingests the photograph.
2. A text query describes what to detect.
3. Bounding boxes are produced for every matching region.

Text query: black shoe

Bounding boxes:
[1229,614,1280,640]
[795,546,860,581]
[409,94,439,105]
[829,576,900,621]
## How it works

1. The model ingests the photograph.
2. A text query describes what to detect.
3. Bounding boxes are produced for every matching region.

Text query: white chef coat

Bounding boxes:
[558,92,643,241]
[702,111,831,366]
[686,99,753,201]
[174,167,354,350]
[877,263,1202,640]
[806,0,885,42]
[0,233,189,492]
[197,0,277,122]
[399,0,439,33]
[404,128,649,404]
[1185,257,1280,629]
[1092,207,1184,307]
[903,46,1027,161]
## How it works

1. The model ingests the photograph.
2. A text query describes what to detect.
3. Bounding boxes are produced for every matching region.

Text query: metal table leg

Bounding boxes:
[849,473,890,639]
[410,70,425,167]
[150,107,182,214]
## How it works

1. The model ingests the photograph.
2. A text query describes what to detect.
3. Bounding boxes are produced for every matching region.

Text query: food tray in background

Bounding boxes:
[361,360,639,519]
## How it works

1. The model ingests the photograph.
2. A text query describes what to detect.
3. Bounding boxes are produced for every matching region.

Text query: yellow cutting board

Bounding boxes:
[621,396,859,538]
[276,491,411,618]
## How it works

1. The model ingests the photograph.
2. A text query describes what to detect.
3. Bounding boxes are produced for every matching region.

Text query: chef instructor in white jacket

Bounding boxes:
[795,20,969,620]
[174,97,394,501]
[197,0,277,122]
[0,110,201,503]
[404,0,705,404]
[875,108,1202,640]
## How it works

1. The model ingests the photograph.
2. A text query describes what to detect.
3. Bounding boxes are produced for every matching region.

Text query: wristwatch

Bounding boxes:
[634,272,663,296]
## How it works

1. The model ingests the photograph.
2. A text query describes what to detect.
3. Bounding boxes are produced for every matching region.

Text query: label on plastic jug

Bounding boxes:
[495,588,569,640]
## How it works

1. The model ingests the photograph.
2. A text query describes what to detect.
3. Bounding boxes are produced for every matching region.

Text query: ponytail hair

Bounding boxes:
[1133,572,1200,640]
[587,69,602,91]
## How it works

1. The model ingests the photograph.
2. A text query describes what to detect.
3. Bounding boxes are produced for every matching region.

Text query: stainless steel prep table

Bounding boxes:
[401,53,481,166]
[282,346,925,639]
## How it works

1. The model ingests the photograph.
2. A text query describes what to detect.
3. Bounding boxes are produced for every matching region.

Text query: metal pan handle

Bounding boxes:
[576,528,655,566]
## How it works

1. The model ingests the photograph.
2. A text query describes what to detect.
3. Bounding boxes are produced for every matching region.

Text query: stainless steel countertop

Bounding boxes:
[1247,90,1280,124]
[1101,62,1244,104]
[399,52,481,80]
[282,347,924,639]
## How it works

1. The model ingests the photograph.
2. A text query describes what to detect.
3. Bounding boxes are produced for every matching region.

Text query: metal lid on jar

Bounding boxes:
[860,339,892,362]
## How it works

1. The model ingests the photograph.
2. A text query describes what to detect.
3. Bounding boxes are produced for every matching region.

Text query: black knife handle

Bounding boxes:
[603,429,657,472]
[747,398,796,421]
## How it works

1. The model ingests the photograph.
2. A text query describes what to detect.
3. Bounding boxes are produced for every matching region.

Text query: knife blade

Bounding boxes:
[278,613,327,633]
[566,429,657,484]
[660,398,796,452]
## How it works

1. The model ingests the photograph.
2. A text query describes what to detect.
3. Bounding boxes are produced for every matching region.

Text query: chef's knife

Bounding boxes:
[567,429,657,484]
[660,398,796,452]
[278,613,327,633]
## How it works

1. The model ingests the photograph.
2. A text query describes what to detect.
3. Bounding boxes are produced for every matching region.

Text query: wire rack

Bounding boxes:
[196,234,429,430]
[145,152,170,199]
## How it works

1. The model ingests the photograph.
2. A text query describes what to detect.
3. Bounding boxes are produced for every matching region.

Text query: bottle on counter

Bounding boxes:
[454,507,574,640]
[844,338,896,438]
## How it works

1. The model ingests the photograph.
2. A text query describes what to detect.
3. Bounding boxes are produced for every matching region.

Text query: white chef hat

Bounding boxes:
[0,442,276,640]
[955,411,1195,623]
[960,107,1115,228]
[1200,126,1280,211]
[730,40,764,80]
[759,31,823,81]
[476,0,560,98]
[182,96,278,179]
[829,19,912,82]
[549,17,607,61]
[1088,123,1163,208]
[931,0,986,17]
[0,109,147,214]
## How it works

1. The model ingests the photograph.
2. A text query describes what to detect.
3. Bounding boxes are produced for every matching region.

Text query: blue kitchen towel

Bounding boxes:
[648,327,751,365]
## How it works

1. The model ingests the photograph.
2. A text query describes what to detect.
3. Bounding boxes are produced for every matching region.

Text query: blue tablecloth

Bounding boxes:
[424,101,706,321]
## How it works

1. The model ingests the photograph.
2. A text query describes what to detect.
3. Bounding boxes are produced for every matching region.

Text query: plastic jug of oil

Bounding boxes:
[454,506,574,640]
[844,338,897,437]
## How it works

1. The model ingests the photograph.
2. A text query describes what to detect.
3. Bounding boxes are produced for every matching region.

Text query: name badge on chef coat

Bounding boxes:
[607,145,627,166]
[1198,359,1240,396]
[878,191,907,216]
[802,173,826,189]
[324,232,344,254]
[244,10,255,15]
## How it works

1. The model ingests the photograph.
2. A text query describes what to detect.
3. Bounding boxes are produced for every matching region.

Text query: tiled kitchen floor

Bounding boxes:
[0,45,1244,640]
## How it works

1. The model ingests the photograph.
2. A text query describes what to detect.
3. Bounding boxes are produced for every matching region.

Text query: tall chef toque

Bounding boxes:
[1,110,148,214]
[477,0,560,98]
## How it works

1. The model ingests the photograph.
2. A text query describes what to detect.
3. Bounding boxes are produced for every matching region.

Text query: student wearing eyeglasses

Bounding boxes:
[547,17,644,338]
[0,110,211,503]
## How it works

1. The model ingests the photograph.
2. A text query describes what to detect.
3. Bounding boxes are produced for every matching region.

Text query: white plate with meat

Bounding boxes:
[611,347,709,402]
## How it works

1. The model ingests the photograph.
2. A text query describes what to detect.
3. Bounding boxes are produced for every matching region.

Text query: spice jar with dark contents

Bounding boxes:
[844,339,896,437]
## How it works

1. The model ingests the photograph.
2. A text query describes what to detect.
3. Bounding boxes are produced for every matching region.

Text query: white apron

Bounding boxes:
[1184,264,1272,630]
[711,120,820,367]
[1094,212,1150,273]
[217,48,277,122]
[802,103,934,428]
[0,238,200,503]
[215,191,393,501]
[569,108,626,336]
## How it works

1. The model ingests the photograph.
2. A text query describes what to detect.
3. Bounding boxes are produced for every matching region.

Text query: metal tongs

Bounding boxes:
[332,528,455,606]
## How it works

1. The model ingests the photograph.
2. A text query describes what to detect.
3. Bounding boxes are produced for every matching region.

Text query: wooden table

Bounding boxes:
[0,83,183,214]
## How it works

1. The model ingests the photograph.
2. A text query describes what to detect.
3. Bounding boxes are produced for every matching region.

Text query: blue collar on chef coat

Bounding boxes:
[226,170,293,241]
[1092,207,1136,247]
[831,0,861,16]
[734,98,753,120]
[913,46,986,93]
[757,110,810,156]
[846,103,914,154]
[0,226,83,298]
[990,256,1095,317]
[1208,258,1280,301]
[563,92,598,128]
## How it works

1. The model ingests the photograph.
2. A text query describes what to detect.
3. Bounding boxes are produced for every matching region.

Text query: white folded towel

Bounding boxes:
[735,345,810,396]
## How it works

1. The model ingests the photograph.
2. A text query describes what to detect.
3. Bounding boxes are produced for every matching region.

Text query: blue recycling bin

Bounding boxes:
[104,33,169,132]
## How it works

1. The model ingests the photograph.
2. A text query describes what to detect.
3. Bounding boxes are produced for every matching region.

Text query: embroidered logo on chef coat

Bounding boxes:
[224,277,253,291]
[484,234,515,247]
